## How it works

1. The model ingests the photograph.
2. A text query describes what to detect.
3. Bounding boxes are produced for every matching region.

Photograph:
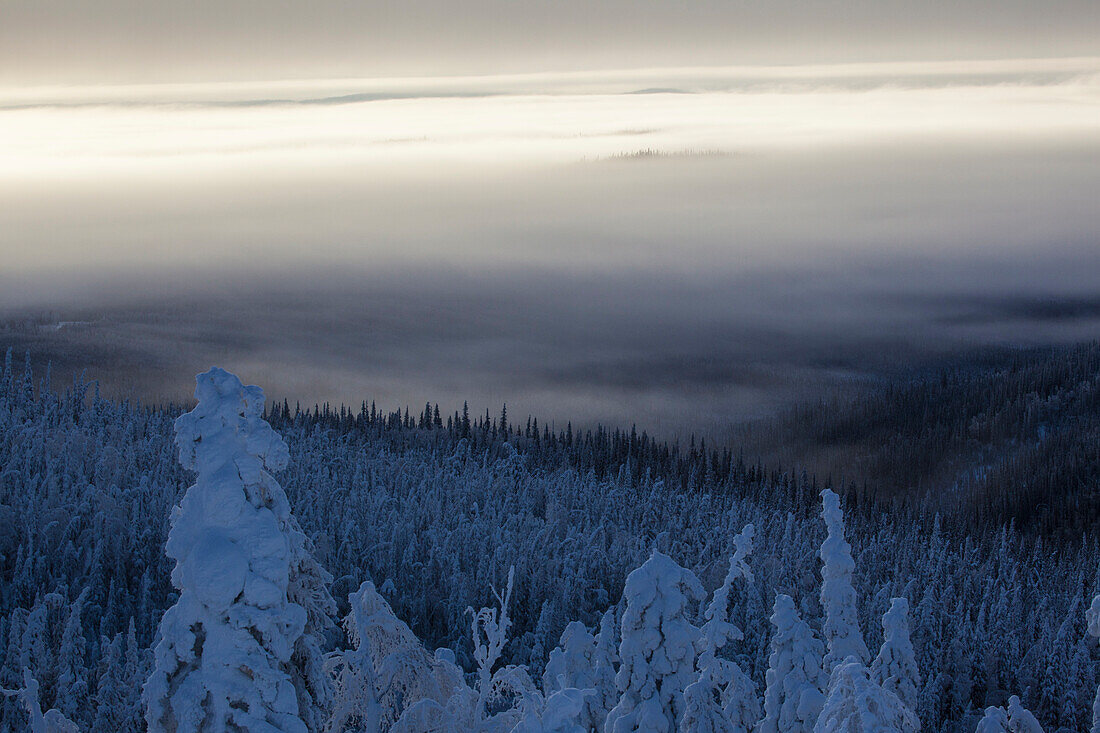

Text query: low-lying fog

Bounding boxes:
[2,63,1099,438]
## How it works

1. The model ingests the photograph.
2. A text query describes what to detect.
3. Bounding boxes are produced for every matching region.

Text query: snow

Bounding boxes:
[679,671,732,732]
[697,523,760,732]
[819,489,870,671]
[1,669,80,733]
[977,695,1045,733]
[510,688,592,733]
[870,597,920,713]
[0,360,1088,733]
[814,657,920,733]
[758,593,828,733]
[1089,589,1100,733]
[143,368,332,733]
[605,551,705,733]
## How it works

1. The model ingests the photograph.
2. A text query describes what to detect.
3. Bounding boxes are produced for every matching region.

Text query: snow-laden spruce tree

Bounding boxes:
[757,594,828,733]
[819,489,869,672]
[870,598,920,713]
[699,524,754,677]
[327,580,466,732]
[53,588,89,725]
[723,662,761,733]
[697,523,759,732]
[605,551,705,733]
[542,621,605,730]
[679,671,730,733]
[976,695,1045,733]
[590,608,619,729]
[511,688,592,733]
[1089,588,1100,733]
[144,367,336,733]
[543,621,595,693]
[814,657,920,733]
[1,669,79,733]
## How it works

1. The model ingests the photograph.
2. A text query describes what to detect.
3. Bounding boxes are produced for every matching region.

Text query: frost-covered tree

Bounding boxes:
[123,619,149,731]
[510,687,591,733]
[143,368,335,733]
[543,621,594,694]
[819,489,869,672]
[723,663,762,733]
[542,621,605,730]
[1089,589,1100,733]
[326,580,466,732]
[814,657,920,733]
[871,598,920,713]
[470,567,516,723]
[606,551,704,733]
[590,609,619,729]
[697,523,759,732]
[1006,696,1045,733]
[53,588,88,724]
[976,695,1045,733]
[1,669,79,733]
[94,633,133,732]
[757,593,828,733]
[699,524,754,678]
[326,584,384,733]
[679,671,732,733]
[4,351,1100,731]
[977,706,1013,733]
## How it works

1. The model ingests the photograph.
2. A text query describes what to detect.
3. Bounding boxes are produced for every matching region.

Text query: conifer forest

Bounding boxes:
[1,343,1098,732]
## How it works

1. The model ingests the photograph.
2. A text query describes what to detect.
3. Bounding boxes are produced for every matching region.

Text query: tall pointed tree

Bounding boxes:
[871,597,921,714]
[758,594,828,733]
[144,368,335,732]
[819,489,869,672]
[1088,586,1100,733]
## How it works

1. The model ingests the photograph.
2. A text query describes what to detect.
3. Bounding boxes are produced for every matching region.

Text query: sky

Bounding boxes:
[2,3,1100,437]
[3,0,1099,83]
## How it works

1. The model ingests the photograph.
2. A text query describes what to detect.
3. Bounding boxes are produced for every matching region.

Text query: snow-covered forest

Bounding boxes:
[1,354,1098,732]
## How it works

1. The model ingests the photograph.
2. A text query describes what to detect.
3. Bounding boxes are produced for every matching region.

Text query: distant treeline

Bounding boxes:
[258,341,1100,544]
[733,341,1100,541]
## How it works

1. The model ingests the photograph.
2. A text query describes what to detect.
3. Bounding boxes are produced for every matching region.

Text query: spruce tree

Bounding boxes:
[819,489,869,671]
[815,657,919,733]
[605,551,704,733]
[758,594,828,733]
[871,597,921,714]
[143,368,335,732]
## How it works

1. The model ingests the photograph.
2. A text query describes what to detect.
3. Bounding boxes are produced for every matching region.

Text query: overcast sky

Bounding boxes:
[4,0,1100,84]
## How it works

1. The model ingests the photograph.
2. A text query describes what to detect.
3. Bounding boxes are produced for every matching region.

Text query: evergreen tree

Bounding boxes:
[0,669,79,733]
[758,594,828,733]
[815,657,919,732]
[53,588,89,724]
[543,621,603,730]
[679,671,732,733]
[326,580,466,732]
[143,368,333,733]
[606,551,704,733]
[697,523,760,732]
[590,608,619,728]
[819,489,869,672]
[976,695,1045,733]
[92,634,127,731]
[871,597,921,713]
[1088,587,1100,733]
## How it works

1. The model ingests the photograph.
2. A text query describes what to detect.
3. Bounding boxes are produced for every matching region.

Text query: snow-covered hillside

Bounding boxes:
[0,358,1096,731]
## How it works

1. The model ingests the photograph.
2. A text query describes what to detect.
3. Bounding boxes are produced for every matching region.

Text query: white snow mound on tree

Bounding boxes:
[143,367,334,733]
